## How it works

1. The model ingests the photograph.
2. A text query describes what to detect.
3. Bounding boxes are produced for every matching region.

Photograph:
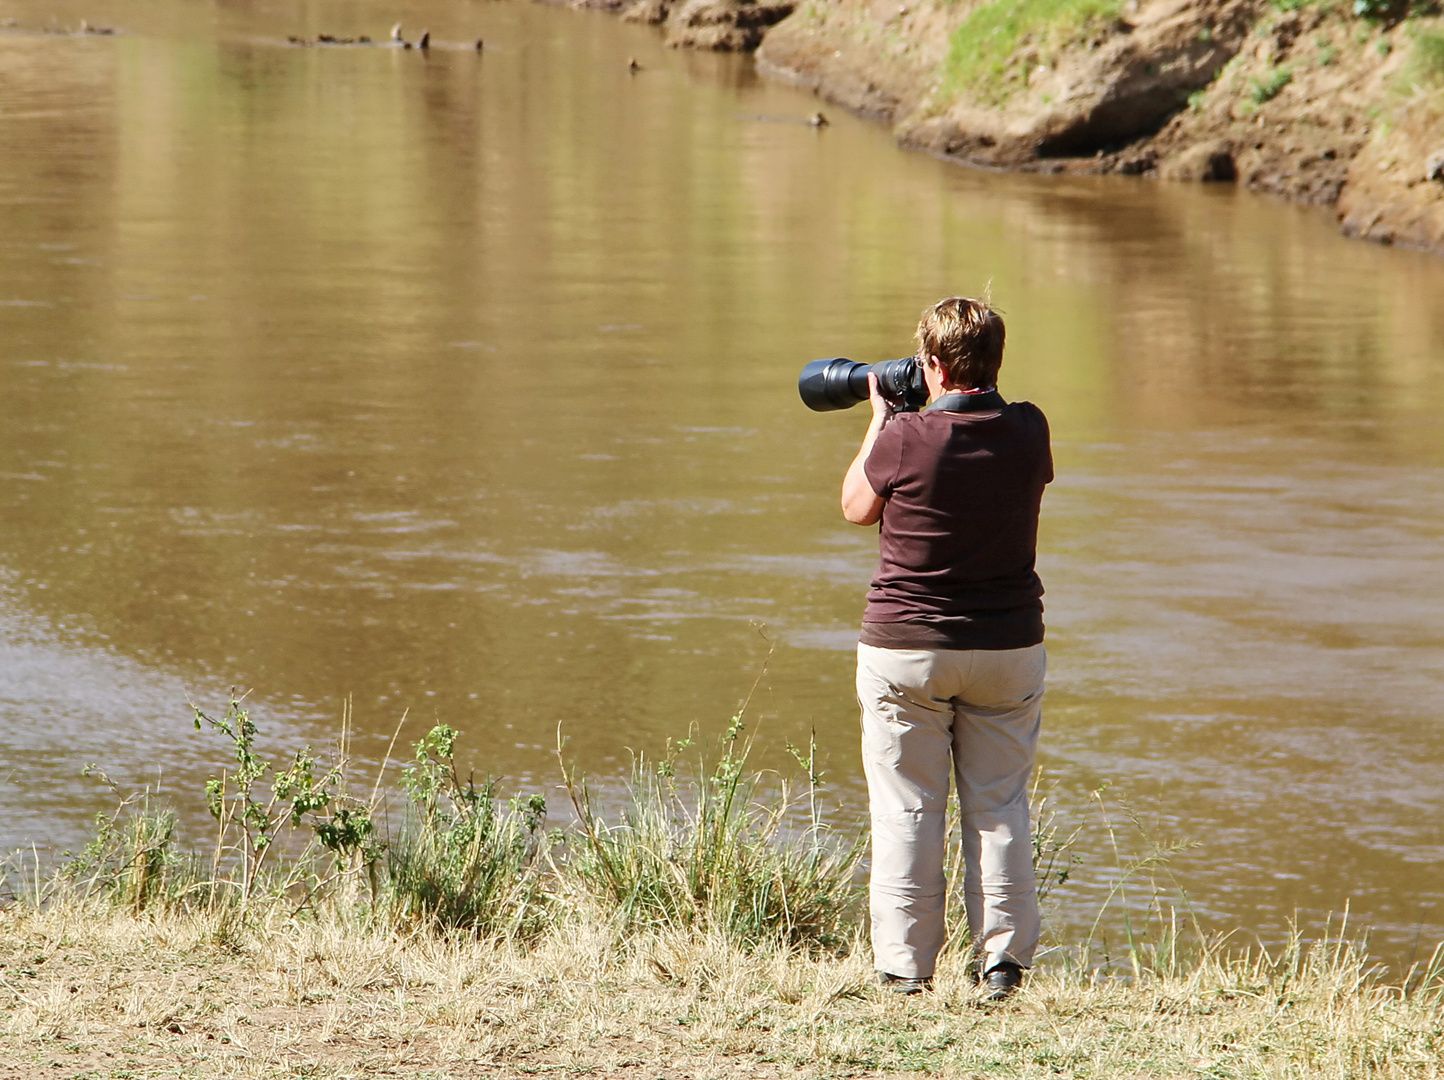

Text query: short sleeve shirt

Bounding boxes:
[860,401,1053,650]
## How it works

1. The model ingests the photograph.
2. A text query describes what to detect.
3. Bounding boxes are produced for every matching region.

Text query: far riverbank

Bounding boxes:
[569,0,1444,257]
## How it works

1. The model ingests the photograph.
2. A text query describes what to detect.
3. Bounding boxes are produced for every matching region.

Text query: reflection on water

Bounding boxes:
[2,0,1443,962]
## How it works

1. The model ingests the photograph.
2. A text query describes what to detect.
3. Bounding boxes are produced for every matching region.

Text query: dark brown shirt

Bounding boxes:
[860,401,1053,650]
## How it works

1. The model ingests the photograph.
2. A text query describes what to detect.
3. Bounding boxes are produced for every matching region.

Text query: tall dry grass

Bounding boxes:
[3,699,1442,1076]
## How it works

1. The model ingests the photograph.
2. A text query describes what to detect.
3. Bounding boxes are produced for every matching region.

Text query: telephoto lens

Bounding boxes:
[797,356,927,412]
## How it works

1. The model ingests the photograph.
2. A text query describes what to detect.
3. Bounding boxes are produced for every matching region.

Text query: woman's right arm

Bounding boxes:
[841,374,890,526]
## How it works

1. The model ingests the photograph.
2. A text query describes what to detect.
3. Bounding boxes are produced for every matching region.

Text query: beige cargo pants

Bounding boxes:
[857,641,1045,979]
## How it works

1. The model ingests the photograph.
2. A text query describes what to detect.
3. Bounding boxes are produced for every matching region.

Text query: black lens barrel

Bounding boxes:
[797,356,924,412]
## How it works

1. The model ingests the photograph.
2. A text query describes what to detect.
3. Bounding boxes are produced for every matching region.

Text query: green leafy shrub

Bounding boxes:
[193,693,384,905]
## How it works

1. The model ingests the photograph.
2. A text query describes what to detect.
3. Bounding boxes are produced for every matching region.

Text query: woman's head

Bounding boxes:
[915,297,1006,390]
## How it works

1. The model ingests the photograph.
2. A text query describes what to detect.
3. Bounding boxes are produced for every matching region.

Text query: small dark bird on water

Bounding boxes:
[416,29,430,49]
[627,56,641,72]
[390,22,403,41]
[808,111,829,127]
[475,38,484,51]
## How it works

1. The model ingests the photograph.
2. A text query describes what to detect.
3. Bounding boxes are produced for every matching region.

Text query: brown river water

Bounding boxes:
[3,0,1444,966]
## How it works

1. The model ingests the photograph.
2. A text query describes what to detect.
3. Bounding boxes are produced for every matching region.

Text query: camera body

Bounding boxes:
[797,356,928,413]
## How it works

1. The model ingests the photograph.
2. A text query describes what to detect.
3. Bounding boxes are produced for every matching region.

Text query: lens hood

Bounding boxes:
[797,358,872,412]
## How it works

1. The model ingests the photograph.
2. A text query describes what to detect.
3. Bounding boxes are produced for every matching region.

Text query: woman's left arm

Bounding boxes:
[841,373,889,526]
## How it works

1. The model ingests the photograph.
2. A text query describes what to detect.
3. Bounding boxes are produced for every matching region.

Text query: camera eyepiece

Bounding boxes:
[797,356,927,413]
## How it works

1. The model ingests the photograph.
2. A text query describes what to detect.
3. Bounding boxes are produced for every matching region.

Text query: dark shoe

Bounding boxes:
[877,971,933,995]
[982,961,1024,1001]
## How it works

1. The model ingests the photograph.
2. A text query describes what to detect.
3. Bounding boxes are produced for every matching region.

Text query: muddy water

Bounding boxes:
[4,0,1444,961]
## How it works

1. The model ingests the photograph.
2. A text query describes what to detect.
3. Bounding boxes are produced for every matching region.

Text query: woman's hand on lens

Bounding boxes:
[868,372,892,424]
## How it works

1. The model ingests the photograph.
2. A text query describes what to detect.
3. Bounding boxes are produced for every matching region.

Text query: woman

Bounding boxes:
[841,296,1053,998]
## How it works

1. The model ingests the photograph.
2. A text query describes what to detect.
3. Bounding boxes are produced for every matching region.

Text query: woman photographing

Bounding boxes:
[841,296,1053,999]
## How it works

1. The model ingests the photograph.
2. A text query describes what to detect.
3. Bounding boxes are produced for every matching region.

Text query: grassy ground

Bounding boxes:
[3,896,1444,1079]
[3,708,1442,1078]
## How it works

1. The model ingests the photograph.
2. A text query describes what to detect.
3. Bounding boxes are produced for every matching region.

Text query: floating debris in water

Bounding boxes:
[275,26,479,52]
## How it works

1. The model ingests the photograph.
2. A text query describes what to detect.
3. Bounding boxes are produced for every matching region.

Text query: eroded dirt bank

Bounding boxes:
[572,0,1444,256]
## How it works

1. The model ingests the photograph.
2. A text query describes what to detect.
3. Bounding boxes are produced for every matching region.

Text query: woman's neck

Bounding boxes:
[936,385,995,396]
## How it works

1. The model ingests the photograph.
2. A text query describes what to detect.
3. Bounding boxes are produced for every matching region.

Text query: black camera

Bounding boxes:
[797,356,928,413]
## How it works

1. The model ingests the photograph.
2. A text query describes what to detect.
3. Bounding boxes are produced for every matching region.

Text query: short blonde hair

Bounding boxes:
[915,297,1005,390]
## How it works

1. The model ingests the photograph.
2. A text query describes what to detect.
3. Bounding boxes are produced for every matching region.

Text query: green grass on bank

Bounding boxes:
[940,0,1125,107]
[1402,24,1444,86]
[936,0,1444,113]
